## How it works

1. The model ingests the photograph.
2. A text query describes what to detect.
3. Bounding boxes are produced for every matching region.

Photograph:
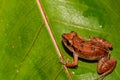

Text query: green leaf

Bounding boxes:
[40,0,120,80]
[0,0,120,80]
[0,0,67,80]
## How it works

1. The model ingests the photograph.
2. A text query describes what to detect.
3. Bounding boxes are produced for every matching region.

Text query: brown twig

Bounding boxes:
[36,0,73,80]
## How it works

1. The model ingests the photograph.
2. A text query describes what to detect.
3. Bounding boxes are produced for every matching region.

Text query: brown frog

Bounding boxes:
[62,31,116,80]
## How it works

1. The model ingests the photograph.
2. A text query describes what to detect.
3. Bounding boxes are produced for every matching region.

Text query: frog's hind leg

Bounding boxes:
[96,57,116,80]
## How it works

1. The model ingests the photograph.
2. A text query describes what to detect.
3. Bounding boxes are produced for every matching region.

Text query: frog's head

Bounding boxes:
[62,31,77,46]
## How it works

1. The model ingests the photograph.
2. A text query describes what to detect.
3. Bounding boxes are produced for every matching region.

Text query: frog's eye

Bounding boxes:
[66,40,71,46]
[67,40,73,46]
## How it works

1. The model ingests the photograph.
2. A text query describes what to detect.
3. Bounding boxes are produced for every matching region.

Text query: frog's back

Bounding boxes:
[73,41,109,60]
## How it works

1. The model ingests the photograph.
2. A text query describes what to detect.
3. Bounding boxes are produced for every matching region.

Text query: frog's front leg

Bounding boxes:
[97,57,117,80]
[62,54,79,67]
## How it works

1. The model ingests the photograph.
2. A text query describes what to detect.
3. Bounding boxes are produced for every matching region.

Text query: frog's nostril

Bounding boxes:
[62,34,65,38]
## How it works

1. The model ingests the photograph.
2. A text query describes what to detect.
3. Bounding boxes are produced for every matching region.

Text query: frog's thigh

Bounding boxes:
[97,57,116,77]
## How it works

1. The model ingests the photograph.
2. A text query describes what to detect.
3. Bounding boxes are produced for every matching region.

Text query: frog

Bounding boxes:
[62,31,117,80]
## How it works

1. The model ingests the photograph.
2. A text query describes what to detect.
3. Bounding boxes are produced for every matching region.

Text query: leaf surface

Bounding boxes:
[0,0,120,80]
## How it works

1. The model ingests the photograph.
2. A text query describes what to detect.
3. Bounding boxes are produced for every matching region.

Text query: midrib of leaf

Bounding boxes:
[36,0,72,80]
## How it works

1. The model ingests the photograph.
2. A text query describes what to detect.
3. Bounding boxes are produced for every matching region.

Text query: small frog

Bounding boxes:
[62,31,116,80]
